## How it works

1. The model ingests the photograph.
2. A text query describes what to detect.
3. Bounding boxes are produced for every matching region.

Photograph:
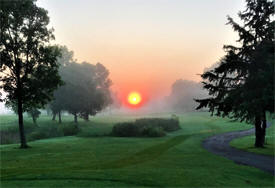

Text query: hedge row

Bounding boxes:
[112,117,180,137]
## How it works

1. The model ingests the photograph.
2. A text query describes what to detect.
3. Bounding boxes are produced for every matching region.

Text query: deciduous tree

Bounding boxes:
[0,0,62,148]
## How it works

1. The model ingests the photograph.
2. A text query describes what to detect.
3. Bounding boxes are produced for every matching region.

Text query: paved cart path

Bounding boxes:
[203,123,274,175]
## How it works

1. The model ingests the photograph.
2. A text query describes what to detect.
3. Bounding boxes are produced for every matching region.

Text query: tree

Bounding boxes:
[0,0,62,148]
[49,46,75,123]
[195,0,274,147]
[63,62,112,123]
[166,79,208,112]
[49,47,112,123]
[27,108,41,125]
[78,62,112,121]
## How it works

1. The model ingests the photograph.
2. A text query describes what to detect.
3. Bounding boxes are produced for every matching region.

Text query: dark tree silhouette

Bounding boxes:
[0,0,62,148]
[196,0,274,147]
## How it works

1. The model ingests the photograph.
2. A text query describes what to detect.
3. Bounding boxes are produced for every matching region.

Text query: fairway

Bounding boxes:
[0,112,274,188]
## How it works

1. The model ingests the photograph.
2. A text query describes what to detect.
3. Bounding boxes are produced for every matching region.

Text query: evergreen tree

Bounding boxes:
[196,0,274,147]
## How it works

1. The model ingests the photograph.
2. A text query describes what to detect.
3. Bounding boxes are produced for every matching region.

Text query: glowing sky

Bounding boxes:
[37,0,245,100]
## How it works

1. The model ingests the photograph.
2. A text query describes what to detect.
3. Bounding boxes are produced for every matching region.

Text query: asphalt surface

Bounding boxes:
[203,123,274,175]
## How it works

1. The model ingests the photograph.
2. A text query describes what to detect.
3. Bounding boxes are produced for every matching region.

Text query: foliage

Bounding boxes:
[112,122,141,137]
[27,123,79,140]
[141,126,165,137]
[0,0,62,111]
[0,0,63,148]
[112,118,180,137]
[27,108,41,124]
[196,0,274,121]
[49,46,75,117]
[195,0,274,147]
[0,130,19,144]
[28,131,48,141]
[136,118,180,132]
[49,46,112,122]
[61,123,79,136]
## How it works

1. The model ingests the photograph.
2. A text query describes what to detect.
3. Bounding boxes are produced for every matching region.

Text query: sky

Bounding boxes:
[35,0,245,103]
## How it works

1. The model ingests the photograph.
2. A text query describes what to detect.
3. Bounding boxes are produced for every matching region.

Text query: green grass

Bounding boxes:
[0,112,274,188]
[230,119,275,156]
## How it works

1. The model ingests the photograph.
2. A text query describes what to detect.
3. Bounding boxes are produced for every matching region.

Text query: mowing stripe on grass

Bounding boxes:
[100,134,191,169]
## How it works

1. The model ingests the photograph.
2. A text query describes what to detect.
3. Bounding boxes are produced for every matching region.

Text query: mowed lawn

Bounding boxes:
[0,112,274,188]
[231,118,275,156]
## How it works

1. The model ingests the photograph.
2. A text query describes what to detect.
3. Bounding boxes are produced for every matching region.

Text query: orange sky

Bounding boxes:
[37,0,244,105]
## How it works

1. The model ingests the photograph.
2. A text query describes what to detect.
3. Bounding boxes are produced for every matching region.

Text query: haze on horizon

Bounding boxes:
[36,1,244,100]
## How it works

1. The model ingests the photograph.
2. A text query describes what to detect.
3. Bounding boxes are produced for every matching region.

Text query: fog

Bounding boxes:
[97,78,209,116]
[0,77,209,116]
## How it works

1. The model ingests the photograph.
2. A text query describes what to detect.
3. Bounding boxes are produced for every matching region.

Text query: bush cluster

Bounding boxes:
[0,122,37,144]
[27,123,79,141]
[112,118,180,137]
[62,123,79,136]
[0,130,19,144]
[135,118,180,132]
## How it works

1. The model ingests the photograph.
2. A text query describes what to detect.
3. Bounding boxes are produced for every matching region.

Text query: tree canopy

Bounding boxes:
[50,46,112,123]
[0,0,62,148]
[196,0,274,147]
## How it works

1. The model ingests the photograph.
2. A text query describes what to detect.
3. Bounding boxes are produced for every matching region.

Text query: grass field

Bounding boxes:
[0,112,274,188]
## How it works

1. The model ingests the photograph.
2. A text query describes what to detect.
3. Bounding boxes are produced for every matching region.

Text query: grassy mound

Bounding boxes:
[111,118,180,137]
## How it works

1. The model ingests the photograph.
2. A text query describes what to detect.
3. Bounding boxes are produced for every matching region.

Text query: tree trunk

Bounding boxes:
[261,111,267,145]
[32,115,37,126]
[74,113,78,123]
[254,115,265,148]
[58,111,62,124]
[17,79,28,148]
[84,112,89,121]
[52,113,56,121]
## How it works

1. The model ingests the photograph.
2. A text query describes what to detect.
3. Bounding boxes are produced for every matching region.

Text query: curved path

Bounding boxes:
[203,123,274,175]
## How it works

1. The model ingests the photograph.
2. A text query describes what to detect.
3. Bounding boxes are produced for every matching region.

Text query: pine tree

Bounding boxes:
[196,0,274,147]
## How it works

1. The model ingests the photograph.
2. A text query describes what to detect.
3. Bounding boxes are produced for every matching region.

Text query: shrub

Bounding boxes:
[28,131,48,141]
[78,126,112,137]
[112,118,180,137]
[135,118,180,132]
[141,126,166,137]
[27,125,64,141]
[61,123,79,136]
[112,122,140,137]
[0,130,19,144]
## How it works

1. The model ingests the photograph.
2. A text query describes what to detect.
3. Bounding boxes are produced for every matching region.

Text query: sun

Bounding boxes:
[127,92,142,105]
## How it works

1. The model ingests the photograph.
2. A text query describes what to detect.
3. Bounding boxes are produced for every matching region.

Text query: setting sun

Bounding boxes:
[127,92,142,105]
